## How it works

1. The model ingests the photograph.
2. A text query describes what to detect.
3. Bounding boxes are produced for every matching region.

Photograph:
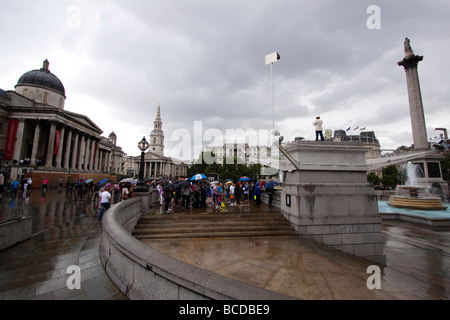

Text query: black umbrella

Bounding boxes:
[178,180,191,188]
[163,182,173,192]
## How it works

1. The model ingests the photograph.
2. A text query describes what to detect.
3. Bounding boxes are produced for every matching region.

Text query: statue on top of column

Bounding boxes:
[404,37,414,57]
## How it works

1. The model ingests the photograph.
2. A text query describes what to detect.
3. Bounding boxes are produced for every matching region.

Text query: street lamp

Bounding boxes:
[134,136,150,192]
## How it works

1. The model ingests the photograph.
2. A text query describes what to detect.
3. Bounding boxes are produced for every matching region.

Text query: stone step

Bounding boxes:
[133,229,298,240]
[132,211,298,240]
[133,224,295,235]
[134,221,291,230]
[136,216,288,226]
[137,213,287,221]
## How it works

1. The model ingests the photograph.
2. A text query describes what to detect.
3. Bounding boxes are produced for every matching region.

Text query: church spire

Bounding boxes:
[150,102,164,156]
[156,101,161,121]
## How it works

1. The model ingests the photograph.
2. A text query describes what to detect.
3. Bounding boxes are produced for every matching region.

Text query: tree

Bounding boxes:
[367,172,381,186]
[382,165,400,189]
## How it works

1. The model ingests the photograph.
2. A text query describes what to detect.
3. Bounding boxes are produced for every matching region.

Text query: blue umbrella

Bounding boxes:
[191,173,207,181]
[239,176,250,181]
[265,181,279,189]
[98,179,109,187]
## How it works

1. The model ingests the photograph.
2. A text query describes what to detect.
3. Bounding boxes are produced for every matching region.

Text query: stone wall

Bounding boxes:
[0,216,32,251]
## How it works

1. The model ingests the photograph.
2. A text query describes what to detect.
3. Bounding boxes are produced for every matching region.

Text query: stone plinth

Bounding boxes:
[280,141,386,265]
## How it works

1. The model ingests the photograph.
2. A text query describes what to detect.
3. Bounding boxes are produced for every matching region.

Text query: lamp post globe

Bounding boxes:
[134,136,150,192]
[138,136,150,152]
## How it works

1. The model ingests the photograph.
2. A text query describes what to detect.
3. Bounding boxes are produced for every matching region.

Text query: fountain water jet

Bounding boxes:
[388,162,447,210]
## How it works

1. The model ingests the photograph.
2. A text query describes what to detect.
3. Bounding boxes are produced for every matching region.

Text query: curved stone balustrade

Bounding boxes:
[99,194,293,300]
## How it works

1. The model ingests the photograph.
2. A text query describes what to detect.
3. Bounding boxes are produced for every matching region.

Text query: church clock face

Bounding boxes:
[153,130,157,133]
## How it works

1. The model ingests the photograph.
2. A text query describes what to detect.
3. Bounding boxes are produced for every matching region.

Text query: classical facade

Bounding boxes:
[0,60,125,186]
[204,143,272,166]
[131,103,187,178]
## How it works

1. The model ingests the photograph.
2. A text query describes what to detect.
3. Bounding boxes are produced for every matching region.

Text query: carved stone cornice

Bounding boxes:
[397,55,423,70]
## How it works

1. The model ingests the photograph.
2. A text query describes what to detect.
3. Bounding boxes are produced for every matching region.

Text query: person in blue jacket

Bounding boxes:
[254,183,261,205]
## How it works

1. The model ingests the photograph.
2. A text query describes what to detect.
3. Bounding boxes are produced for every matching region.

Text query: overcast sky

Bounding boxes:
[1,0,449,161]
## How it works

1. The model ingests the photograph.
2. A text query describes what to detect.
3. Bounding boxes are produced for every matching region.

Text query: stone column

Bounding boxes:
[78,134,86,170]
[12,119,25,162]
[89,139,96,171]
[71,131,79,171]
[30,120,41,166]
[84,136,91,171]
[55,126,65,168]
[45,121,57,168]
[398,38,428,151]
[106,152,111,173]
[98,149,104,172]
[94,141,100,172]
[63,128,73,169]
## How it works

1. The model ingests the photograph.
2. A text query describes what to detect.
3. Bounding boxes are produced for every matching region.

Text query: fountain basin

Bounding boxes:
[388,184,447,210]
[388,195,447,210]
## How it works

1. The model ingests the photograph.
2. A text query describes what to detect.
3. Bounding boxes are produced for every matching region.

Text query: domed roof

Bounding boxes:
[16,60,65,96]
[108,131,117,138]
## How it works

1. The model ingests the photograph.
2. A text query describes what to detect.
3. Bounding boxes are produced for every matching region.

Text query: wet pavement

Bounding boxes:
[143,213,450,299]
[0,188,449,300]
[0,188,126,300]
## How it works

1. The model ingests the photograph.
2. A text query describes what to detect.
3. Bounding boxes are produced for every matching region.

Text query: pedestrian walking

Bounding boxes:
[254,183,261,205]
[98,187,111,221]
[267,188,273,207]
[229,183,235,206]
[234,182,241,205]
[121,183,130,200]
[66,177,74,197]
[163,188,172,213]
[74,179,85,203]
[11,179,20,197]
[181,183,191,208]
[42,177,48,190]
[215,182,224,210]
[206,183,213,206]
[243,182,249,201]
[200,182,207,208]
[157,182,164,206]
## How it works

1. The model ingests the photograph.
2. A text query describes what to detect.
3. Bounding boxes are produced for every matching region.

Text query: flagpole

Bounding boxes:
[271,63,274,131]
[265,52,280,134]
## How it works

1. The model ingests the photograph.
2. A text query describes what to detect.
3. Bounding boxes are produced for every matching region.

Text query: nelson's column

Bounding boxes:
[397,38,429,151]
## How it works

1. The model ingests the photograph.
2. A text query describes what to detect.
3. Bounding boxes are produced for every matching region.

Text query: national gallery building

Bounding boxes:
[0,60,187,187]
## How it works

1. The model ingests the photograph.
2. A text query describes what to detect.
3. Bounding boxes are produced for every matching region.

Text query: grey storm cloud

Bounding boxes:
[1,0,449,158]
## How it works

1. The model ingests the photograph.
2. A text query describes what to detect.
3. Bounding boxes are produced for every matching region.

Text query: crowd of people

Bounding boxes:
[0,175,278,221]
[64,177,137,221]
[153,178,276,214]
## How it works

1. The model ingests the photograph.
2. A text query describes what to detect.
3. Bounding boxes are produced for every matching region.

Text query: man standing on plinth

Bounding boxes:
[313,116,324,141]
